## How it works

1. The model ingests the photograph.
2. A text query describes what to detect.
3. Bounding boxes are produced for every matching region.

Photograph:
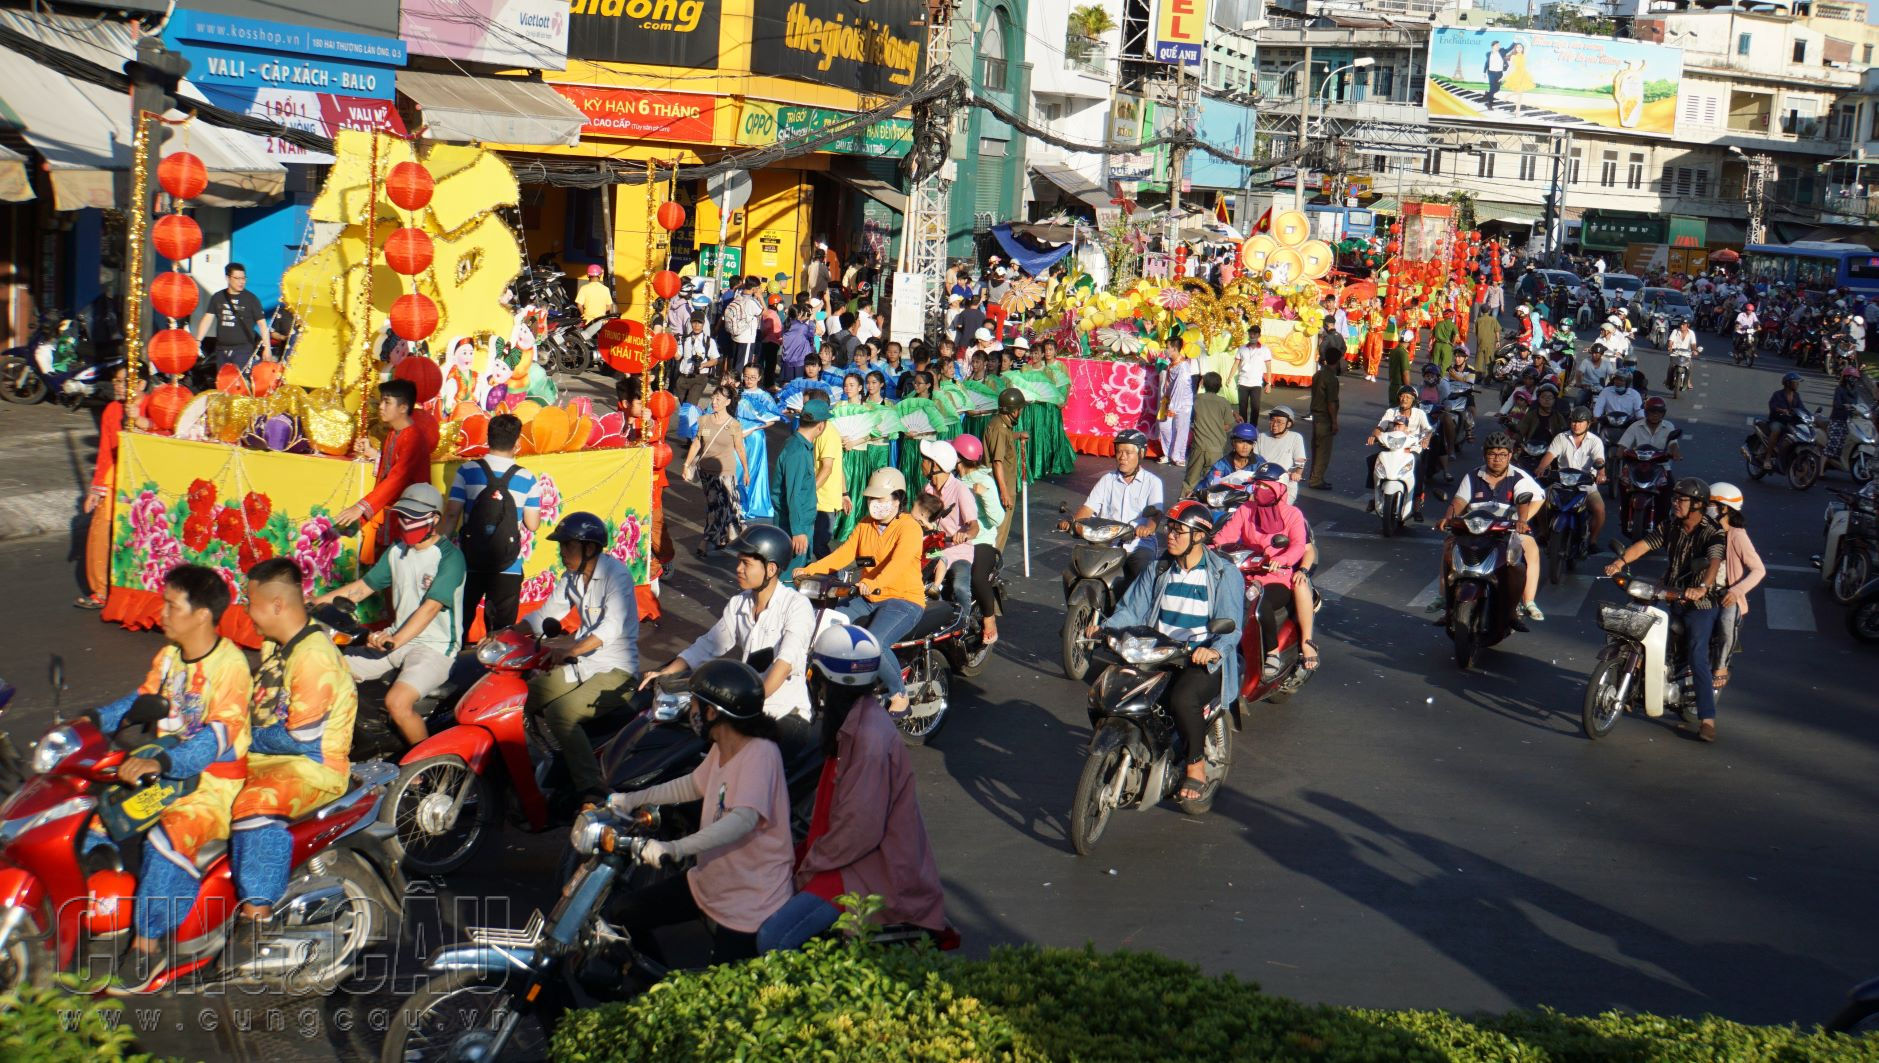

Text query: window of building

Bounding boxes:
[1569,146,1582,183]
[1376,66,1395,97]
[1627,152,1645,189]
[1373,154,1387,172]
[1792,40,1807,63]
[1658,165,1711,198]
[1867,43,1875,63]
[982,9,1010,92]
[1518,146,1539,182]
[979,136,1009,157]
[1679,93,1721,128]
[1737,33,1751,55]
[1425,148,1441,175]
[1600,149,1618,187]
[1038,101,1063,122]
[1477,150,1495,178]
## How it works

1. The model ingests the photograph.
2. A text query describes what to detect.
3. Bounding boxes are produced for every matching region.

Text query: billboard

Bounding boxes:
[1425,27,1682,136]
[1189,97,1252,189]
[1152,0,1208,66]
[402,0,571,71]
[750,0,924,93]
[554,85,716,140]
[568,0,721,69]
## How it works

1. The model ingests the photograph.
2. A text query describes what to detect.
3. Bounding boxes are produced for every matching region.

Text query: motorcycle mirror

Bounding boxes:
[856,556,876,569]
[1205,617,1235,636]
[49,655,64,721]
[1270,534,1291,550]
[1057,502,1068,515]
[540,618,564,638]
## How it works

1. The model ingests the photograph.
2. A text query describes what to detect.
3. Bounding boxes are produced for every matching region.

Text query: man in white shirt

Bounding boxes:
[1594,375,1644,423]
[853,300,882,345]
[726,276,763,372]
[1533,405,1607,548]
[1616,396,1680,460]
[638,526,816,752]
[1571,345,1615,403]
[1235,328,1271,423]
[1254,406,1309,503]
[1666,320,1698,355]
[1064,429,1165,585]
[519,512,641,805]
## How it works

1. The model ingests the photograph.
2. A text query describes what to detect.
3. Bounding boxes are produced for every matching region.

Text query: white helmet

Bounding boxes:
[1708,481,1744,513]
[811,625,883,686]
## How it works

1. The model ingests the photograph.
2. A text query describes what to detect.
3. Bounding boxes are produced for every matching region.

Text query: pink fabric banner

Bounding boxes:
[1061,357,1157,456]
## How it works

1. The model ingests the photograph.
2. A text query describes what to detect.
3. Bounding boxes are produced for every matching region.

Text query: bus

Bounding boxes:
[1742,241,1879,294]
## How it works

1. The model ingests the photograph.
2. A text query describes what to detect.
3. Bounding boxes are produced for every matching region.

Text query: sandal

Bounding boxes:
[73,594,105,610]
[1300,640,1321,671]
[1176,775,1209,802]
[1712,669,1729,690]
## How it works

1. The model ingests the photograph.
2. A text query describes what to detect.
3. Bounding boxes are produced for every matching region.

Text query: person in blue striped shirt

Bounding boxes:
[444,414,542,634]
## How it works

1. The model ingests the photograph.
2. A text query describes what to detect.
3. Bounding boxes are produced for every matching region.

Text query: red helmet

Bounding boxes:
[1644,396,1667,414]
[951,433,984,463]
[1166,499,1216,543]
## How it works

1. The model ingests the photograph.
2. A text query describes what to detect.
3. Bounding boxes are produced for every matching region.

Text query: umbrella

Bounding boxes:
[1708,248,1741,263]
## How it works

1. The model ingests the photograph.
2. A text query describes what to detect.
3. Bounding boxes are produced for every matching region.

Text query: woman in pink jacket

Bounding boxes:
[1707,482,1763,689]
[758,626,950,953]
[1215,463,1318,676]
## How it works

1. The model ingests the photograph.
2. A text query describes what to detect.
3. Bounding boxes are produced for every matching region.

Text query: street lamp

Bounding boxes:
[1316,56,1375,103]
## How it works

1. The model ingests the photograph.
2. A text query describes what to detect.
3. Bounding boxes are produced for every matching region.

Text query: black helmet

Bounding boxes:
[1113,429,1150,451]
[1483,431,1517,454]
[733,525,793,571]
[1395,385,1417,400]
[998,387,1027,414]
[1569,405,1593,423]
[547,511,609,547]
[1673,477,1710,503]
[689,658,766,720]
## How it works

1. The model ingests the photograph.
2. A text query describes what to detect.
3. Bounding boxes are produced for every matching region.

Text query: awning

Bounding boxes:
[826,159,906,213]
[1030,161,1109,209]
[0,10,284,211]
[1476,203,1543,226]
[0,145,31,203]
[1707,219,1747,244]
[398,71,586,147]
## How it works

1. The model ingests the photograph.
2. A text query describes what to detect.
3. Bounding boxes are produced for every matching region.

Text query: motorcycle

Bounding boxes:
[1597,410,1635,459]
[1732,328,1757,367]
[1444,381,1477,447]
[512,266,599,377]
[1825,402,1877,484]
[1666,347,1699,398]
[1224,538,1314,707]
[1847,577,1879,644]
[1743,408,1825,491]
[1581,570,1720,739]
[314,601,475,764]
[0,711,402,994]
[1828,977,1879,1034]
[1442,499,1534,670]
[1649,312,1670,350]
[1827,333,1860,377]
[1616,445,1674,539]
[1069,619,1237,854]
[1816,484,1879,605]
[1371,430,1420,537]
[797,570,971,746]
[0,317,122,409]
[1058,511,1142,682]
[1541,468,1596,585]
[0,677,21,797]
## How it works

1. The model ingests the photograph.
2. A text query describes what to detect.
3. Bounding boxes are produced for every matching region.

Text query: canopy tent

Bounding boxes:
[0,145,31,203]
[1029,161,1108,210]
[991,222,1075,275]
[397,71,587,147]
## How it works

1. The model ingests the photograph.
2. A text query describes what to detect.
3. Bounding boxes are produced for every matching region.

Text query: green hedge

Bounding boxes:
[552,940,1879,1063]
[0,985,163,1063]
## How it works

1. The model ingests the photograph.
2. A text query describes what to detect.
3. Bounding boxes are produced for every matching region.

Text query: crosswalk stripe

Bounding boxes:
[1407,578,1442,611]
[1760,589,1816,632]
[1537,573,1594,618]
[1313,559,1384,600]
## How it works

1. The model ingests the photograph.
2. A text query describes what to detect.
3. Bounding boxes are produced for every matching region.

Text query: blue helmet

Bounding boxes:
[1230,422,1259,443]
[1782,371,1803,385]
[1252,461,1287,483]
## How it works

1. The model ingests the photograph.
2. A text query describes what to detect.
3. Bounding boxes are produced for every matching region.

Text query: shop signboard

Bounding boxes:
[1189,97,1251,189]
[226,90,405,162]
[750,0,924,94]
[697,244,744,277]
[737,99,781,146]
[1424,27,1682,136]
[165,7,405,100]
[775,106,911,158]
[569,0,721,69]
[1152,0,1209,66]
[1581,211,1665,251]
[401,0,571,71]
[553,85,716,141]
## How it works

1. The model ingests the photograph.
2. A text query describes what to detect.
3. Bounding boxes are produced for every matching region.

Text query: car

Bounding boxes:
[1535,269,1588,308]
[1638,287,1693,323]
[1592,272,1644,306]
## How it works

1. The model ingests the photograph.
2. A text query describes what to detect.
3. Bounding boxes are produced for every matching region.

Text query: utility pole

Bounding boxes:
[905,0,957,337]
[123,36,190,367]
[1167,62,1198,251]
[1745,153,1770,244]
[1295,42,1313,211]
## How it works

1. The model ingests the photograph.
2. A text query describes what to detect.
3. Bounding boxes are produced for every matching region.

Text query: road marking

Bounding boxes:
[665,509,706,535]
[1407,578,1442,611]
[1764,563,1816,574]
[1760,589,1816,632]
[1537,573,1594,618]
[1313,559,1384,600]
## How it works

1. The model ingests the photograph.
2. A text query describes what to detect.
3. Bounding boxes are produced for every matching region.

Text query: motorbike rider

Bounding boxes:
[756,627,947,953]
[1254,405,1309,503]
[1366,385,1435,516]
[639,525,817,752]
[1603,478,1727,743]
[1532,406,1607,552]
[608,659,793,965]
[511,512,641,807]
[93,564,254,993]
[1215,463,1318,674]
[1665,319,1699,385]
[1517,383,1569,447]
[1570,344,1616,405]
[1429,433,1546,627]
[1089,500,1242,804]
[1762,371,1808,469]
[1616,396,1681,462]
[1706,482,1763,693]
[1061,429,1164,587]
[1198,422,1262,493]
[1829,365,1871,456]
[1593,369,1644,423]
[915,438,983,612]
[1734,302,1760,354]
[314,484,464,749]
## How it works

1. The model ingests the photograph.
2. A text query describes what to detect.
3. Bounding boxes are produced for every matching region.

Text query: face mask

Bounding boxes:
[868,498,898,523]
[394,514,438,546]
[687,703,710,739]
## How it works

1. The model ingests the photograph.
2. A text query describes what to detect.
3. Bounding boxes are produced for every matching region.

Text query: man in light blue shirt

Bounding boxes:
[1062,429,1165,585]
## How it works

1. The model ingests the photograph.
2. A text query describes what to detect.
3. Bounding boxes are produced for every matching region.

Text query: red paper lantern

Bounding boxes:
[649,332,677,364]
[148,328,200,376]
[656,201,686,232]
[651,270,681,300]
[393,355,443,405]
[651,440,672,472]
[216,363,251,395]
[390,293,439,342]
[152,214,203,261]
[159,153,208,200]
[385,227,434,275]
[386,162,434,211]
[148,383,193,433]
[646,389,677,423]
[150,272,198,321]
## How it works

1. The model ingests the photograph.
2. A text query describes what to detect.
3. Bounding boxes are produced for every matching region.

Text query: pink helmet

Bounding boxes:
[586,263,604,278]
[952,433,984,464]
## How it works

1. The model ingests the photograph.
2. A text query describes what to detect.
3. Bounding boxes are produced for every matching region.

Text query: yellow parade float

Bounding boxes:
[104,129,659,647]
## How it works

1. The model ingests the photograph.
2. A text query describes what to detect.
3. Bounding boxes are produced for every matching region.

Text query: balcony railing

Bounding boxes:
[1821,190,1879,220]
[1065,35,1110,77]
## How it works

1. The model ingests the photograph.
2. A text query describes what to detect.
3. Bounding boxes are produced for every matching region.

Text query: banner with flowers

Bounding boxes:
[1061,357,1159,456]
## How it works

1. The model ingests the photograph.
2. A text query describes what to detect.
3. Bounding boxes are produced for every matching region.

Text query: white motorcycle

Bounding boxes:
[1583,573,1717,739]
[1372,430,1419,537]
[1817,483,1879,604]
[1666,346,1699,398]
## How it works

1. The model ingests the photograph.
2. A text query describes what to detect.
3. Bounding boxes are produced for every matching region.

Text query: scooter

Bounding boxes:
[1443,500,1533,670]
[1732,328,1758,367]
[0,677,22,796]
[1825,402,1877,484]
[1069,619,1237,855]
[314,601,475,764]
[1846,577,1879,644]
[1816,484,1879,605]
[1666,346,1698,398]
[796,571,969,746]
[1224,538,1314,706]
[1744,408,1825,491]
[1371,430,1419,537]
[1541,467,1596,585]
[1581,570,1720,739]
[1057,510,1142,682]
[0,317,122,408]
[1616,445,1674,539]
[0,710,402,995]
[1597,410,1635,460]
[1444,381,1477,447]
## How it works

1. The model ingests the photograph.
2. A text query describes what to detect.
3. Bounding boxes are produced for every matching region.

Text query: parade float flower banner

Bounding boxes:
[1061,357,1159,455]
[1425,27,1683,136]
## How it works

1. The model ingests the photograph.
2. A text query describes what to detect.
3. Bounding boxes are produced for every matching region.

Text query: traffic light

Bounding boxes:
[125,37,190,123]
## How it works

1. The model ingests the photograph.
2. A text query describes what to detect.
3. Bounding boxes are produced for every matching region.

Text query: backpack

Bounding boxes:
[462,460,523,571]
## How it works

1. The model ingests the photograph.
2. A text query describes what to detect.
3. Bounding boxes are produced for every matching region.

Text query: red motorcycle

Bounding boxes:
[1616,445,1673,539]
[1224,538,1315,707]
[0,714,401,995]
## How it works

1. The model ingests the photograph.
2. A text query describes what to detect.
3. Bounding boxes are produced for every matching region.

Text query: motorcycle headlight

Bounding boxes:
[652,692,691,723]
[1114,635,1182,666]
[475,640,514,667]
[1462,514,1496,536]
[1625,580,1659,601]
[568,809,617,856]
[1080,522,1128,545]
[30,726,80,775]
